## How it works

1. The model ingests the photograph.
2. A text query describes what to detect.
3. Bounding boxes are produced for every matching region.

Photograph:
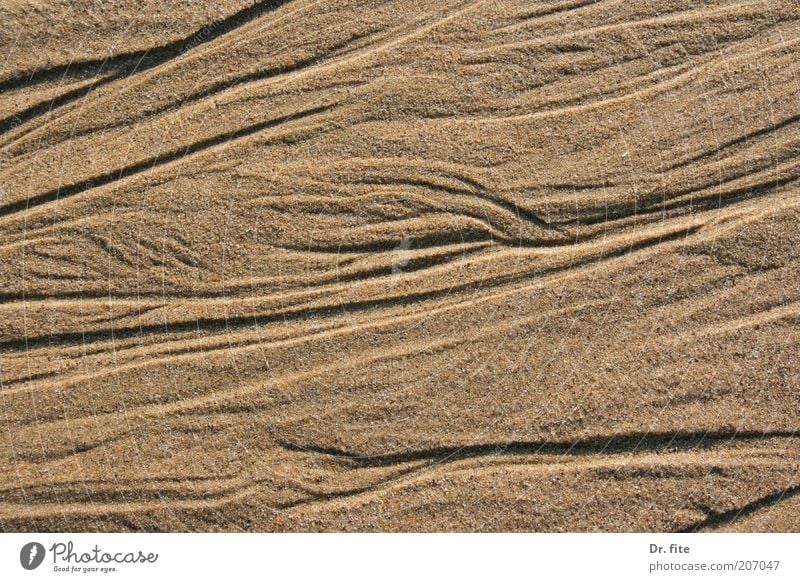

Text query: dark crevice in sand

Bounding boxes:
[508,0,602,27]
[0,103,333,220]
[275,465,428,510]
[0,219,693,309]
[2,483,242,506]
[277,229,496,253]
[0,76,117,136]
[275,430,798,468]
[679,483,800,532]
[665,113,800,171]
[0,473,239,498]
[11,430,134,464]
[0,242,478,305]
[0,0,292,94]
[540,181,611,191]
[0,0,296,138]
[358,175,562,232]
[0,224,700,356]
[60,36,376,143]
[552,171,800,228]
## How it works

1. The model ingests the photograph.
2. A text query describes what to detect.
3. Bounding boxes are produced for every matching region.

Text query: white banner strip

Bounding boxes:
[1,533,797,581]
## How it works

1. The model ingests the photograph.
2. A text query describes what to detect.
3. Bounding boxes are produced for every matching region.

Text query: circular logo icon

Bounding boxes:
[20,542,45,570]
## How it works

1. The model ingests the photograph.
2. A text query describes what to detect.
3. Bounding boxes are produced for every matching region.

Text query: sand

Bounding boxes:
[0,0,798,532]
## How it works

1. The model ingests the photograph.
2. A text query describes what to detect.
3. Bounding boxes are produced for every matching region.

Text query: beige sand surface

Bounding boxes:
[0,0,798,531]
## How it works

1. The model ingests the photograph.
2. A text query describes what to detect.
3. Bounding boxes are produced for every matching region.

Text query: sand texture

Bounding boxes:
[0,0,799,532]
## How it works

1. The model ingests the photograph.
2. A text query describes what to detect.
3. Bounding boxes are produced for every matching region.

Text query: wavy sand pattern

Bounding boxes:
[0,0,798,531]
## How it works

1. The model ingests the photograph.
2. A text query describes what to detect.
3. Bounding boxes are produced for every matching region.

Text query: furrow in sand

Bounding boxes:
[492,0,607,34]
[0,103,333,221]
[275,447,800,516]
[0,0,478,153]
[2,193,794,404]
[0,218,703,356]
[0,1,297,139]
[2,442,795,522]
[665,113,800,171]
[0,1,294,93]
[276,431,799,468]
[681,484,800,532]
[484,0,788,53]
[0,77,108,137]
[0,486,258,521]
[453,32,800,126]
